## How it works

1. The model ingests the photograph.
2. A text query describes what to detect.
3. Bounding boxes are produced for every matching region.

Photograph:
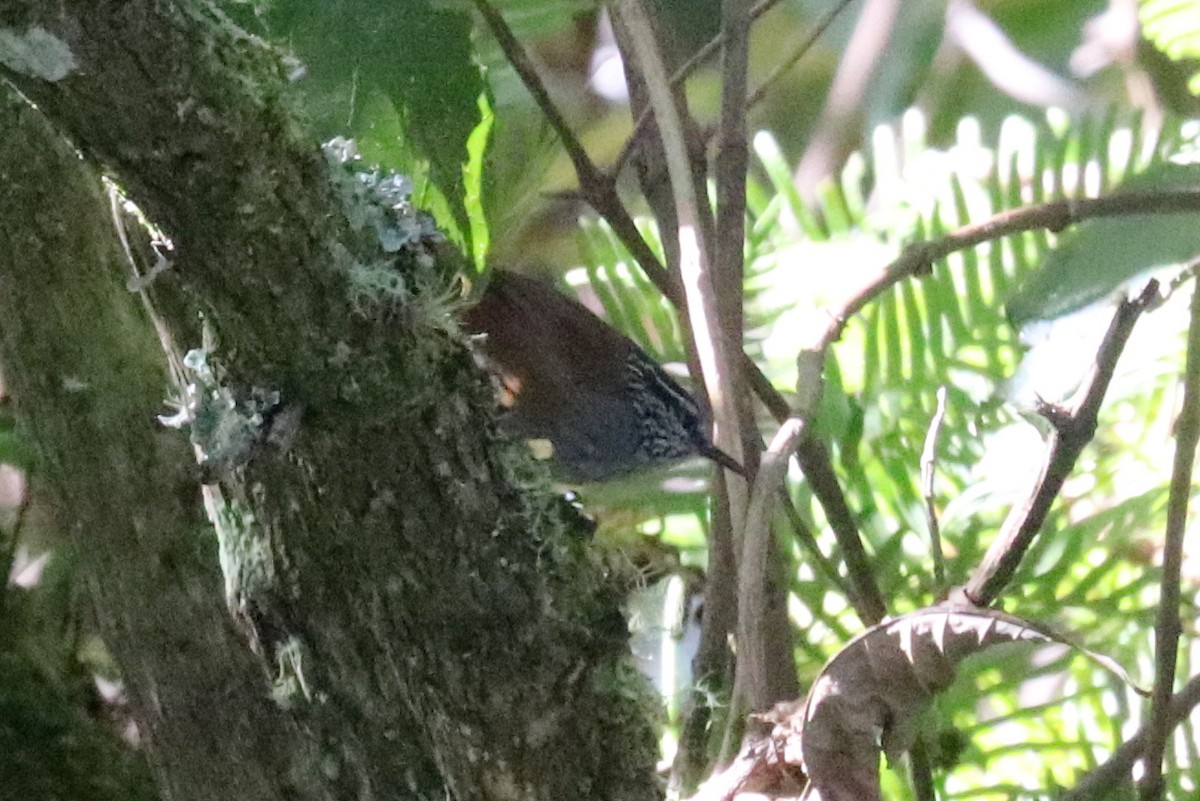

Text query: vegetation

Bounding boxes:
[3,1,1200,800]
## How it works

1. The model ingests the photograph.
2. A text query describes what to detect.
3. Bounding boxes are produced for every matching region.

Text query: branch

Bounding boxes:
[737,419,805,705]
[611,0,789,178]
[1060,670,1200,801]
[793,0,902,198]
[959,281,1158,606]
[777,178,1200,635]
[746,0,860,110]
[4,4,663,799]
[744,349,887,625]
[610,0,745,488]
[813,189,1200,355]
[478,0,879,637]
[471,0,680,304]
[716,0,760,479]
[613,1,808,734]
[1139,279,1200,801]
[778,487,852,598]
[797,436,889,622]
[0,89,312,801]
[763,187,1200,628]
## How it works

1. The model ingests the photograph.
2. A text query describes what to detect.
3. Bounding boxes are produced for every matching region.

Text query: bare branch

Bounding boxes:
[716,0,763,484]
[776,189,1200,631]
[746,0,860,110]
[793,0,902,198]
[959,281,1159,607]
[612,0,790,178]
[1139,279,1200,801]
[778,487,852,598]
[738,418,805,702]
[478,0,877,632]
[798,436,888,622]
[741,352,886,625]
[471,0,680,303]
[610,1,804,728]
[610,0,745,488]
[1061,670,1200,801]
[813,188,1200,355]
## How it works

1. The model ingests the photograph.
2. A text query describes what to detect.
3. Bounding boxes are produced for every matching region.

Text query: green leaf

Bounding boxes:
[1141,0,1200,95]
[464,92,495,272]
[1007,161,1200,324]
[263,0,484,249]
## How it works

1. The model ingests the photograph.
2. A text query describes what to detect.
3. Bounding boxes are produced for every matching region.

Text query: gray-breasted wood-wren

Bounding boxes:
[462,270,742,481]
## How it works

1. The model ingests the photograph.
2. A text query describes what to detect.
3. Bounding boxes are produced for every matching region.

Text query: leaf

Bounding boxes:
[789,605,1139,801]
[1007,161,1200,324]
[463,92,495,272]
[263,0,484,248]
[1141,0,1200,95]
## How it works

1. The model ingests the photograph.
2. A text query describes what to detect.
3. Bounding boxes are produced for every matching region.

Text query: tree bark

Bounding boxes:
[0,3,660,800]
[0,88,326,801]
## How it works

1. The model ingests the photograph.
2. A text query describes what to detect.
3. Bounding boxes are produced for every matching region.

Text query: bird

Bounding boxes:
[461,269,743,481]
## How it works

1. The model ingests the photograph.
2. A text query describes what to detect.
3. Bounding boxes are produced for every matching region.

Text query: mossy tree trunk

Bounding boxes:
[0,3,660,800]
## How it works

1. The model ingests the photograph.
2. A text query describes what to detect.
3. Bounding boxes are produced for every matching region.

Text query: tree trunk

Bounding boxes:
[0,3,660,800]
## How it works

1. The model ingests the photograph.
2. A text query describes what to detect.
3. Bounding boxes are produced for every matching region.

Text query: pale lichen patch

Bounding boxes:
[0,27,77,82]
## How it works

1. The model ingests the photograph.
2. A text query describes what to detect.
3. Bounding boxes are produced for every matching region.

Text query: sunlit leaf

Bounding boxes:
[263,0,484,248]
[1141,0,1200,95]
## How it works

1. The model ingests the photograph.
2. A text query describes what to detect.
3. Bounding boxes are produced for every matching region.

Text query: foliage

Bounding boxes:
[243,0,486,252]
[6,0,1200,799]
[572,100,1200,797]
[1140,0,1200,95]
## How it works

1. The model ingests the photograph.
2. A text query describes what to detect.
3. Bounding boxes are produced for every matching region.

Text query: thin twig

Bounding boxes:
[745,0,860,110]
[742,351,886,624]
[795,191,1200,605]
[813,189,1200,355]
[674,0,786,90]
[786,190,1200,621]
[793,0,901,196]
[1061,670,1200,801]
[777,487,852,598]
[109,185,188,388]
[1138,281,1200,801]
[959,281,1159,607]
[611,0,789,178]
[800,437,888,622]
[921,386,949,590]
[472,0,680,304]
